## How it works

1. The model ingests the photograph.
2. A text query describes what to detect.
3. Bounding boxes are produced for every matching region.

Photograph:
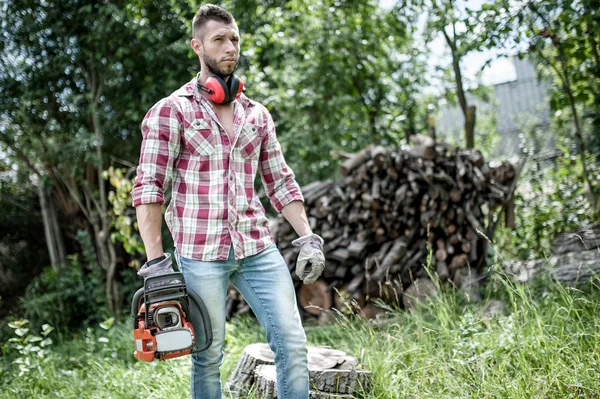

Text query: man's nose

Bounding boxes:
[224,39,236,54]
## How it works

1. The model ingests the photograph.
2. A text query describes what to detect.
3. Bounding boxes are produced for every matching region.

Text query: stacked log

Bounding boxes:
[504,249,600,286]
[551,222,600,255]
[506,222,600,285]
[229,136,518,319]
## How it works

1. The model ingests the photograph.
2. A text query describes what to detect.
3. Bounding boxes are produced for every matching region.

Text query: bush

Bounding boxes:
[495,143,600,261]
[20,254,107,335]
[1,319,55,380]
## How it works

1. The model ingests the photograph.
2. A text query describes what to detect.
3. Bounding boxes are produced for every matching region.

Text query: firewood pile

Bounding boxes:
[227,136,519,320]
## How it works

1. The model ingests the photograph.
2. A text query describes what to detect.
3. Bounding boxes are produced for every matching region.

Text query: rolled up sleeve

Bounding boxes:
[132,99,181,207]
[258,108,304,213]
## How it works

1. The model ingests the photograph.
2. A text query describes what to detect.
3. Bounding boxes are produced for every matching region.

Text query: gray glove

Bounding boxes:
[292,234,325,284]
[137,253,174,278]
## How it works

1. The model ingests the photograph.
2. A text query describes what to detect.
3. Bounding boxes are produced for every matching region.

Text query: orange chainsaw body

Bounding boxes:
[132,273,212,363]
[133,301,196,362]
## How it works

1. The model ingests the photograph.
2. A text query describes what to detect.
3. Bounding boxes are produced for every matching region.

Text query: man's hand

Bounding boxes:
[138,253,174,278]
[292,234,325,284]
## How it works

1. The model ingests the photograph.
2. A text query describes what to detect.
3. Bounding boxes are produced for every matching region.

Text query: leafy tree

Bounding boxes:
[237,0,426,182]
[0,0,195,314]
[398,0,495,150]
[479,0,600,209]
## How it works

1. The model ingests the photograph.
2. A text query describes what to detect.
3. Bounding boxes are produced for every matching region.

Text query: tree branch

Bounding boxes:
[2,141,43,178]
[53,167,92,223]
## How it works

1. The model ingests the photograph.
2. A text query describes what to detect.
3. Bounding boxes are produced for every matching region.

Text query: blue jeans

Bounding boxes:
[175,244,309,399]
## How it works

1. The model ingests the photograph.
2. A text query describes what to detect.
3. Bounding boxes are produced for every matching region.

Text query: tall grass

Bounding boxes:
[1,270,599,399]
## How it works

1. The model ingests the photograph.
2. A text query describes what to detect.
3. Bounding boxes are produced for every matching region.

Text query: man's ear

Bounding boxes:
[191,37,203,57]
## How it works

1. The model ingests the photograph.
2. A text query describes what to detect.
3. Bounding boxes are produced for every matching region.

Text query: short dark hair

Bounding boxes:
[192,4,234,40]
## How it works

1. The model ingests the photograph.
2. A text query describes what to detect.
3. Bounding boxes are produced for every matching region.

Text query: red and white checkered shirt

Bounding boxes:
[132,77,304,261]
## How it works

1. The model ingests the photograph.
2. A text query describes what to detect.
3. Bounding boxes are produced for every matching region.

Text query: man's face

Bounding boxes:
[192,19,240,77]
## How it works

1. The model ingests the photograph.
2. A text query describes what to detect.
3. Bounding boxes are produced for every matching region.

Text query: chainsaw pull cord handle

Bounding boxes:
[187,289,213,353]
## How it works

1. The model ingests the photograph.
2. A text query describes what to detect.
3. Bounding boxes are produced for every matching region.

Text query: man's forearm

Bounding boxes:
[280,200,313,237]
[136,203,164,260]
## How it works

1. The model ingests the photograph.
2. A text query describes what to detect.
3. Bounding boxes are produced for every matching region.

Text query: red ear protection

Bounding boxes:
[202,74,244,104]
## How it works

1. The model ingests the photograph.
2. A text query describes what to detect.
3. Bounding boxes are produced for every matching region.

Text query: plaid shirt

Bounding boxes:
[132,77,304,261]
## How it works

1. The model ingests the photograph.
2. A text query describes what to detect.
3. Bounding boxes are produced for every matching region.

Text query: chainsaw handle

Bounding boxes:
[187,289,213,353]
[131,287,145,329]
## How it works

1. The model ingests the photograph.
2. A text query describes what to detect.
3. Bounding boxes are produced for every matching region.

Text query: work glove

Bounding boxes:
[292,233,325,284]
[137,253,174,278]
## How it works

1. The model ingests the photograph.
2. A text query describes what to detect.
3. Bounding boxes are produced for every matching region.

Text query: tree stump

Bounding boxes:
[254,364,370,398]
[224,343,275,396]
[255,365,277,399]
[226,343,370,398]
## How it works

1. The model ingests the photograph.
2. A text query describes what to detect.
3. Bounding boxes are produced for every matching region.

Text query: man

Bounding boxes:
[131,4,325,399]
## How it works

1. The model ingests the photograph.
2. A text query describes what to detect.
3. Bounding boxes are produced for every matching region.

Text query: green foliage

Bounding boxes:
[495,107,600,260]
[495,147,600,261]
[20,254,107,334]
[0,0,197,315]
[2,0,600,356]
[2,272,600,398]
[0,0,196,168]
[105,165,174,261]
[3,320,54,379]
[106,167,145,263]
[239,0,425,183]
[479,0,600,204]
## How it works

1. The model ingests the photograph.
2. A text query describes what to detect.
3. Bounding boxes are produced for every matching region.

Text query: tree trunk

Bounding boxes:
[551,222,600,255]
[88,204,119,316]
[556,45,597,209]
[90,88,119,315]
[465,105,476,149]
[442,20,473,149]
[49,188,66,265]
[254,364,369,399]
[38,183,60,269]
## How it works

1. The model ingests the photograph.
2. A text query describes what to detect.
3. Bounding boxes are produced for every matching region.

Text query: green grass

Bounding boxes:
[1,271,599,399]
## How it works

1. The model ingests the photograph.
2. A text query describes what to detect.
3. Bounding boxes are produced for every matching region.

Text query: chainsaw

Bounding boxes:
[131,272,212,362]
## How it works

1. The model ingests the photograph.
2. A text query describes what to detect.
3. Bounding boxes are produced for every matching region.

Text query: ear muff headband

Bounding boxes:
[226,76,238,104]
[227,75,244,102]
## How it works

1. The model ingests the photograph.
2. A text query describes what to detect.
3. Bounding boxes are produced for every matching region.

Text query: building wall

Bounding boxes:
[436,56,551,157]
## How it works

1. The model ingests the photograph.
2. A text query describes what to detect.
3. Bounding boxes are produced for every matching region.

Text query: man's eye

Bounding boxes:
[232,38,239,42]
[215,37,222,41]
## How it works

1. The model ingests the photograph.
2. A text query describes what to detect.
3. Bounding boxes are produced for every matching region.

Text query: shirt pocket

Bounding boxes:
[238,123,262,160]
[183,119,215,157]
